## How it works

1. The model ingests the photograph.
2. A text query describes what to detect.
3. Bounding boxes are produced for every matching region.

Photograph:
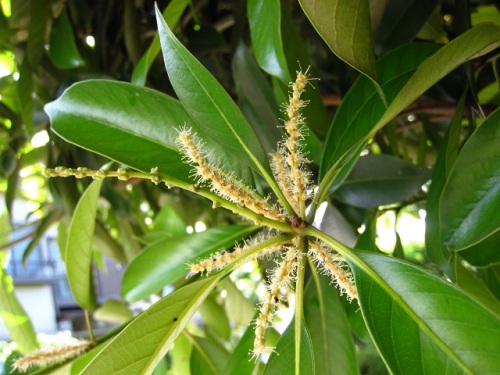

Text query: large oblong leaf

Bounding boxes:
[65,179,103,310]
[122,225,258,302]
[349,251,500,374]
[82,274,224,375]
[299,0,379,86]
[440,107,500,251]
[45,80,193,181]
[155,6,275,186]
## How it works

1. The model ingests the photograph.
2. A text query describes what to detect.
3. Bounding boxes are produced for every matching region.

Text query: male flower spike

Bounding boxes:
[181,70,357,356]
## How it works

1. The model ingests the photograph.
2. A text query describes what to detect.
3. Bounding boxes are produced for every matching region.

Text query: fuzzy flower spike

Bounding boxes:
[183,69,357,357]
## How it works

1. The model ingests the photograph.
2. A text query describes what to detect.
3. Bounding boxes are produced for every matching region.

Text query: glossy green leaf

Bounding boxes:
[349,251,500,374]
[299,0,379,86]
[189,335,230,375]
[45,80,193,181]
[373,0,441,52]
[319,42,440,191]
[49,10,85,69]
[263,319,314,375]
[304,270,358,375]
[122,225,258,302]
[82,274,224,375]
[440,107,500,251]
[156,5,284,196]
[247,0,290,82]
[131,0,189,85]
[65,179,103,310]
[0,269,38,354]
[150,205,186,239]
[335,154,431,208]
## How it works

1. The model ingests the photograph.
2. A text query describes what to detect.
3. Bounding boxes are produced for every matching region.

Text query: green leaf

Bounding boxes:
[0,269,39,353]
[45,80,193,181]
[298,0,379,87]
[247,0,291,82]
[189,334,230,375]
[170,334,192,375]
[22,208,61,265]
[440,107,500,251]
[65,179,103,310]
[121,225,258,302]
[319,42,440,192]
[349,251,500,374]
[335,154,431,208]
[373,0,441,52]
[304,270,358,375]
[131,0,189,85]
[82,274,224,375]
[155,5,283,196]
[222,279,255,328]
[49,10,85,69]
[263,319,315,375]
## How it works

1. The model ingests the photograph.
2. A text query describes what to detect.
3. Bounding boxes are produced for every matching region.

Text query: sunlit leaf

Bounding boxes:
[82,274,225,375]
[65,179,103,310]
[45,81,193,181]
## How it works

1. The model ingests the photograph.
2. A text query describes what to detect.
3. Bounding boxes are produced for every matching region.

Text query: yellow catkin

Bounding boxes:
[308,240,358,301]
[188,241,283,277]
[270,150,301,214]
[13,341,93,373]
[279,71,311,216]
[252,246,301,356]
[177,129,285,221]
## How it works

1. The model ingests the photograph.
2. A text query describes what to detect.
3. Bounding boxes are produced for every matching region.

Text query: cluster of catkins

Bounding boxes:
[178,70,357,356]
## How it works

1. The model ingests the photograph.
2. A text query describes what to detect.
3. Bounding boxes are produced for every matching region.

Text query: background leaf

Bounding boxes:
[299,0,380,87]
[45,81,193,180]
[440,107,500,251]
[121,225,258,302]
[263,319,314,375]
[189,334,229,375]
[304,269,358,375]
[48,10,85,69]
[334,154,431,208]
[247,0,291,82]
[349,251,500,374]
[65,179,103,310]
[82,274,224,375]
